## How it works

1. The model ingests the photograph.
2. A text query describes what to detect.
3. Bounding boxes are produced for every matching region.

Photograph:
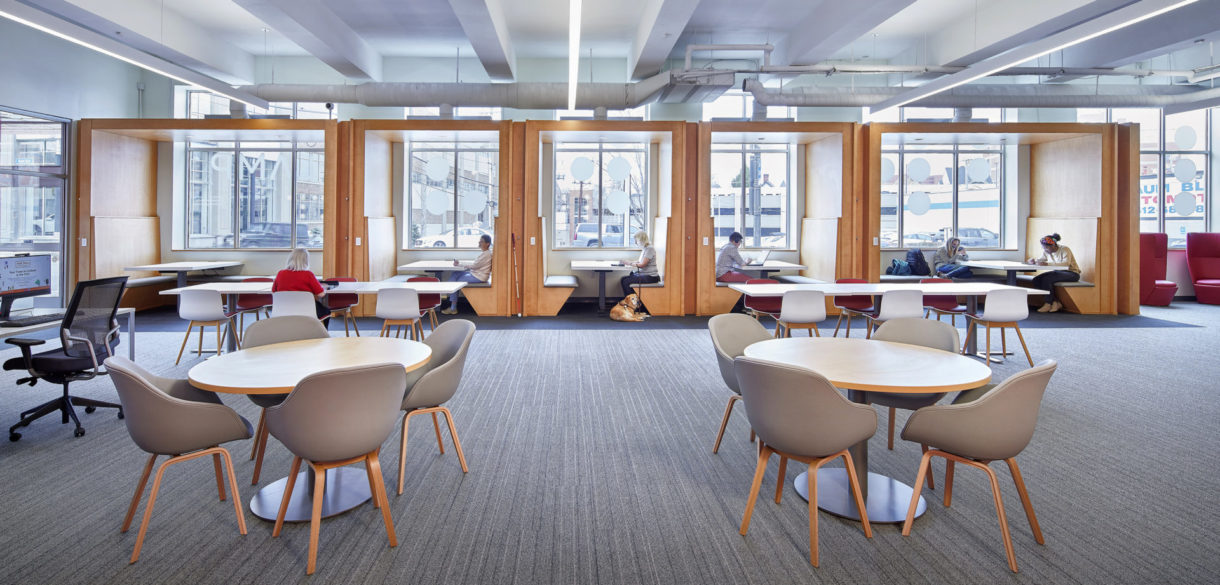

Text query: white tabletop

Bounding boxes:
[961,260,1047,272]
[189,337,432,395]
[160,281,467,296]
[744,337,992,393]
[399,260,469,272]
[728,282,1049,297]
[125,261,243,272]
[570,260,636,272]
[744,260,807,271]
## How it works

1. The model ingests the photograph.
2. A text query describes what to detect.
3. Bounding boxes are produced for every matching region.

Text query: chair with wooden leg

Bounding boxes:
[742,278,782,322]
[961,288,1034,366]
[774,290,825,338]
[239,316,331,485]
[707,314,773,454]
[376,288,423,340]
[861,289,925,339]
[900,360,1058,573]
[395,319,476,495]
[324,277,360,336]
[831,278,873,337]
[234,277,273,337]
[266,364,408,575]
[104,356,252,564]
[271,290,319,319]
[408,276,443,333]
[733,356,876,567]
[921,277,966,325]
[175,289,239,365]
[866,318,958,491]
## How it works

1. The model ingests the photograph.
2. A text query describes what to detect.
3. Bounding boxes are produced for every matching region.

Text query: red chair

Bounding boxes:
[1139,233,1177,306]
[325,277,360,336]
[235,277,273,335]
[921,277,966,325]
[832,278,873,337]
[742,279,782,322]
[409,276,442,332]
[1186,233,1220,305]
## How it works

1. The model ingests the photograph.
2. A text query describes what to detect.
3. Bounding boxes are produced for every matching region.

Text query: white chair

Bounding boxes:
[863,289,925,339]
[175,289,238,365]
[377,288,424,340]
[775,290,825,338]
[271,291,318,319]
[962,288,1034,366]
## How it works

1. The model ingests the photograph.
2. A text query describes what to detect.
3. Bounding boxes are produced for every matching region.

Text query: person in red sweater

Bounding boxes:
[272,247,330,322]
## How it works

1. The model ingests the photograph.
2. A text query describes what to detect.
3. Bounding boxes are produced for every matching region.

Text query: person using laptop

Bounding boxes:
[619,231,660,298]
[442,234,493,315]
[715,232,750,283]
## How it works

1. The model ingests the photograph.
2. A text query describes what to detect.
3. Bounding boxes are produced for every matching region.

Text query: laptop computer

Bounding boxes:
[746,250,771,266]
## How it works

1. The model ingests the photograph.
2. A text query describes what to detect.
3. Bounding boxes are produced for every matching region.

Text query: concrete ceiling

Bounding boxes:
[6,0,1220,109]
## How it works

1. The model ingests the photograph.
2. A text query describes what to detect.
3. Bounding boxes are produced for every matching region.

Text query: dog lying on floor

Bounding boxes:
[610,293,650,322]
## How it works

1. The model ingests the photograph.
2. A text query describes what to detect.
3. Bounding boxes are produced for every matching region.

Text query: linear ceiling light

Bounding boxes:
[568,0,582,110]
[0,1,269,109]
[870,0,1199,115]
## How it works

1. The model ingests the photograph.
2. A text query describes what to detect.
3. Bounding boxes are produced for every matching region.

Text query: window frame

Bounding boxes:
[404,143,500,250]
[709,143,794,249]
[880,145,1007,251]
[552,143,650,249]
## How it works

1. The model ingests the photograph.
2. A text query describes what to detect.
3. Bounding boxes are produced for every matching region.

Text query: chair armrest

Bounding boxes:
[4,337,47,348]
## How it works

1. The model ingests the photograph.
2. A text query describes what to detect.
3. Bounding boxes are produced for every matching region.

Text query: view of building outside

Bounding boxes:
[709,144,791,248]
[405,143,498,248]
[0,107,67,302]
[880,147,1003,250]
[553,144,647,248]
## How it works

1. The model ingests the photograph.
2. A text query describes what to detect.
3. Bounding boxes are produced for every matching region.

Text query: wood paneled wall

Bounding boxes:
[75,123,158,281]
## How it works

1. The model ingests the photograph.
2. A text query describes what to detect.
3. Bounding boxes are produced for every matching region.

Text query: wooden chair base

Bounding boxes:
[122,447,246,564]
[925,307,963,326]
[396,406,469,495]
[740,443,872,567]
[250,409,271,484]
[775,322,820,338]
[379,318,424,341]
[833,308,870,337]
[962,319,1034,366]
[175,320,239,365]
[903,449,1044,573]
[712,394,741,454]
[272,450,396,575]
[330,307,361,337]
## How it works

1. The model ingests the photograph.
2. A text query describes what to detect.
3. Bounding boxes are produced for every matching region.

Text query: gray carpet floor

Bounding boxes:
[1,304,1218,584]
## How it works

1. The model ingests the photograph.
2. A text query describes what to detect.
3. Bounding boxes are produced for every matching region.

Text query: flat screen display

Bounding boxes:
[0,255,53,296]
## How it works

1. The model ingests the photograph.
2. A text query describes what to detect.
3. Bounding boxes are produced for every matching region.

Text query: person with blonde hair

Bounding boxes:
[1026,233,1080,312]
[272,247,330,322]
[619,230,659,298]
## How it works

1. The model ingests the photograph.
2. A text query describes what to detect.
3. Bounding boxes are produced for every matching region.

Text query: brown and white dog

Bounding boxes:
[610,293,649,322]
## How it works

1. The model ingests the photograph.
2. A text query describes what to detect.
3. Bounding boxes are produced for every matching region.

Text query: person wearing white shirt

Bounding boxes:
[620,231,660,298]
[443,234,492,314]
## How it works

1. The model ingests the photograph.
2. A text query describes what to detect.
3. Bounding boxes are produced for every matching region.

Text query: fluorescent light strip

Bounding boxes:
[0,4,269,109]
[871,0,1199,115]
[568,0,582,110]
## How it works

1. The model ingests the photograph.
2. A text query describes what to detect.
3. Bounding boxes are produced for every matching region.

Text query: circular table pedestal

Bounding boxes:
[249,467,372,522]
[794,469,927,524]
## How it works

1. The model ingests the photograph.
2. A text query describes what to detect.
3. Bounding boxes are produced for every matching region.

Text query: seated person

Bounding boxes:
[620,231,660,298]
[933,237,973,278]
[1027,232,1080,313]
[715,232,750,283]
[272,247,330,323]
[443,234,492,315]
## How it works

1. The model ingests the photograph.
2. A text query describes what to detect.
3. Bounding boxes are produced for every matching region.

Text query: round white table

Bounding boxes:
[743,337,991,523]
[190,337,432,522]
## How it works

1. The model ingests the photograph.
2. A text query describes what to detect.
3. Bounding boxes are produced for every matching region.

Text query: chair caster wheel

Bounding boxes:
[9,433,20,442]
[117,410,125,419]
[85,406,97,414]
[74,428,85,438]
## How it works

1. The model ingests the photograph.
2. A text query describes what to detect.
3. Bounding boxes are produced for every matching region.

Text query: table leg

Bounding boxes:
[248,467,372,522]
[597,271,608,315]
[430,270,444,280]
[1006,271,1017,286]
[127,311,136,361]
[225,293,239,352]
[758,270,774,280]
[965,296,979,355]
[793,388,927,523]
[174,272,188,289]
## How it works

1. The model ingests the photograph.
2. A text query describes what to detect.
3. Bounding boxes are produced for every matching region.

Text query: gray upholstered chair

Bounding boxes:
[900,359,1058,573]
[396,319,475,495]
[104,356,252,564]
[869,317,960,453]
[707,313,773,454]
[734,356,876,567]
[241,316,331,485]
[266,363,407,575]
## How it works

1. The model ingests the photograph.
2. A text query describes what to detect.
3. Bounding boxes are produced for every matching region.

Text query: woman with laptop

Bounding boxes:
[620,231,660,298]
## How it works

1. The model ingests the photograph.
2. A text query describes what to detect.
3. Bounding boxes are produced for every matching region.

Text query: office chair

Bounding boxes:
[4,276,128,441]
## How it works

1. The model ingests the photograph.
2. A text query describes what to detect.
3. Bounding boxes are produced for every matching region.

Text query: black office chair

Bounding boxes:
[4,276,128,441]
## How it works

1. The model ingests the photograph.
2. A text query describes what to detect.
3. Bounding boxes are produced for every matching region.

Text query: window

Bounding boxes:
[710,144,792,248]
[702,91,794,121]
[553,143,648,248]
[183,140,324,249]
[1,106,68,302]
[405,143,498,248]
[880,145,1004,250]
[183,90,332,120]
[405,107,502,120]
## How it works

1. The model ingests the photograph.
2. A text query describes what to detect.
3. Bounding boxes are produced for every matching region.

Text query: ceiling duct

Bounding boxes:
[239,72,672,110]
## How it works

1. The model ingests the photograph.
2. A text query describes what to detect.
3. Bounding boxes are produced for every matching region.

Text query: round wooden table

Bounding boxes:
[190,337,432,522]
[743,337,991,523]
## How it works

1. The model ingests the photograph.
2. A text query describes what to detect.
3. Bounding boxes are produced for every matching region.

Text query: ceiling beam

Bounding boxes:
[446,0,516,81]
[628,0,701,79]
[1056,0,1220,69]
[234,0,382,81]
[0,0,267,107]
[783,0,917,66]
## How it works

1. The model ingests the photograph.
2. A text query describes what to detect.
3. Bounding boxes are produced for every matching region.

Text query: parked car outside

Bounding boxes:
[415,226,493,248]
[955,227,1000,248]
[226,222,321,248]
[573,223,624,247]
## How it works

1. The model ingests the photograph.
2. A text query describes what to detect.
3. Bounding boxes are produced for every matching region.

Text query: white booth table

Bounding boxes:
[189,337,432,522]
[124,261,243,288]
[744,260,807,280]
[744,337,992,523]
[570,260,636,314]
[398,260,469,280]
[960,260,1049,286]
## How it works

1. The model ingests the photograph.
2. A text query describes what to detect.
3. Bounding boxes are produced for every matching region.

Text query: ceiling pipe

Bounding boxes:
[238,72,672,110]
[743,78,1220,108]
[684,43,773,70]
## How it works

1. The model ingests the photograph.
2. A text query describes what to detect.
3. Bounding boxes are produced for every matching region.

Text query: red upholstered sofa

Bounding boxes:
[1186,232,1220,305]
[1139,233,1177,306]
